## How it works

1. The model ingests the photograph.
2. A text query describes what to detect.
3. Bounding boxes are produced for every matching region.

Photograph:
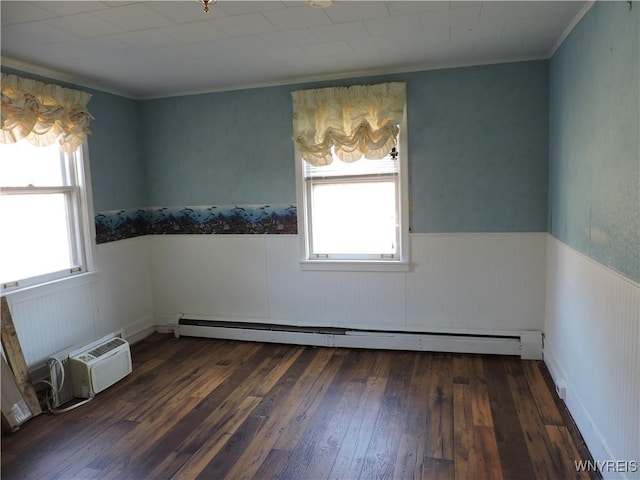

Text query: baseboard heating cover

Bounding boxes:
[175,316,543,359]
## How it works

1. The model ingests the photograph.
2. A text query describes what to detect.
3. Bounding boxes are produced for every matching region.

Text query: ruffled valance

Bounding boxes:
[292,82,406,166]
[1,73,93,153]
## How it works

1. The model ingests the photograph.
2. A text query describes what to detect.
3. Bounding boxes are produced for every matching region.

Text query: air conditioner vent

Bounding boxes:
[88,338,125,358]
[70,337,132,398]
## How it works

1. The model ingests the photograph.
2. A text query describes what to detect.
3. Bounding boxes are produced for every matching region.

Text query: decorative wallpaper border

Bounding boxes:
[95,204,297,244]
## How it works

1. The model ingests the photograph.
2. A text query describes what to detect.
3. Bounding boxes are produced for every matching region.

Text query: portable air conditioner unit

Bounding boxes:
[69,337,132,399]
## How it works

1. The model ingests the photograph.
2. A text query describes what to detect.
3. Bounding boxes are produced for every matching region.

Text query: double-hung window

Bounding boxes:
[0,73,94,291]
[293,82,409,270]
[0,141,92,291]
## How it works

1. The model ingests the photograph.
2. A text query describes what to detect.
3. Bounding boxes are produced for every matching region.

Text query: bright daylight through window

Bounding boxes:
[0,141,91,291]
[302,146,405,262]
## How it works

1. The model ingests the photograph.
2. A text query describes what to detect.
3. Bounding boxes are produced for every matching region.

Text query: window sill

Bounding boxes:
[299,260,411,272]
[2,271,100,301]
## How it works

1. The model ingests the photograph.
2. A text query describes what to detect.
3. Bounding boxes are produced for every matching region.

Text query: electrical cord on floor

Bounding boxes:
[34,357,94,414]
[48,394,94,414]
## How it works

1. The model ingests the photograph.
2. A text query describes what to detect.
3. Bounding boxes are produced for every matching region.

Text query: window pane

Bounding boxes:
[0,142,66,186]
[304,154,397,179]
[310,181,397,255]
[0,194,75,284]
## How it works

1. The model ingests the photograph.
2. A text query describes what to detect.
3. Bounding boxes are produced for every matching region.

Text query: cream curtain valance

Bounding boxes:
[292,82,406,166]
[1,73,93,153]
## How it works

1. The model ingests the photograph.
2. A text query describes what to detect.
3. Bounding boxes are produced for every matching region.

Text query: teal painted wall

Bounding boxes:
[406,62,548,232]
[141,60,549,233]
[5,59,550,234]
[89,91,146,212]
[549,1,639,282]
[140,86,295,207]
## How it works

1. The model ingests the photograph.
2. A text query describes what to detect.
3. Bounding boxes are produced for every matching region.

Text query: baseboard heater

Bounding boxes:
[175,316,542,359]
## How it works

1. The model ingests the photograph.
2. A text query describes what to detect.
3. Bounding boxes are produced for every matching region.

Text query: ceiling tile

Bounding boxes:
[347,35,403,60]
[63,35,135,57]
[478,2,547,25]
[262,44,305,60]
[502,15,569,40]
[207,12,279,37]
[37,1,111,16]
[111,29,179,49]
[301,39,355,58]
[1,21,78,45]
[218,1,286,15]
[402,26,450,49]
[42,13,124,38]
[1,2,58,24]
[450,22,501,51]
[146,1,230,24]
[262,5,332,29]
[259,28,319,48]
[450,1,482,8]
[421,5,481,29]
[101,1,142,6]
[159,21,229,44]
[387,1,451,15]
[91,4,174,31]
[364,14,423,39]
[208,35,272,56]
[321,2,390,24]
[310,21,370,43]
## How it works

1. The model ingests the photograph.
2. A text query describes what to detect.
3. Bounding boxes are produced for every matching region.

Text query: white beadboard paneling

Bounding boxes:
[407,233,547,332]
[152,232,546,336]
[5,275,100,368]
[265,235,406,328]
[5,236,156,369]
[545,236,639,477]
[94,236,154,338]
[149,235,269,319]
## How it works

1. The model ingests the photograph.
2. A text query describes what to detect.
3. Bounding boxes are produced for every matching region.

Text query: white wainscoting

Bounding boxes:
[93,236,155,342]
[6,274,101,369]
[544,236,640,480]
[150,232,547,336]
[5,236,154,370]
[406,233,547,333]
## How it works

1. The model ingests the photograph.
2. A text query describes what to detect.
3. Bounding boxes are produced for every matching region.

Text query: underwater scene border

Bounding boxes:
[95,204,297,244]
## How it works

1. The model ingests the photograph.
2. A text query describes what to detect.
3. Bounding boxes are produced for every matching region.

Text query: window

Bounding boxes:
[295,113,409,271]
[0,140,93,291]
[292,82,409,270]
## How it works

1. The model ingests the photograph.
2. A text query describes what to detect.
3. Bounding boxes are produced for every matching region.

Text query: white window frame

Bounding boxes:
[295,108,410,272]
[0,143,96,292]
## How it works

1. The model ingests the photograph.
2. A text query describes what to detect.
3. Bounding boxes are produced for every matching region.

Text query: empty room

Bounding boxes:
[0,1,638,479]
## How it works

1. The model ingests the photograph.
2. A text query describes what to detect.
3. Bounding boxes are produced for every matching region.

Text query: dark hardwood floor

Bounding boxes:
[2,334,597,480]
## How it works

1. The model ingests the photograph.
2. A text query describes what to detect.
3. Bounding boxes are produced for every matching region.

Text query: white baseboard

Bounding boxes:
[122,316,156,345]
[544,347,627,480]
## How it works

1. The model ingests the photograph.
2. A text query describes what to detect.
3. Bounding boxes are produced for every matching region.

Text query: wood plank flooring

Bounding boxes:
[1,334,598,480]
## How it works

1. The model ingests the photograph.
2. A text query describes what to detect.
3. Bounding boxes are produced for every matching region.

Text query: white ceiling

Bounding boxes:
[1,1,589,99]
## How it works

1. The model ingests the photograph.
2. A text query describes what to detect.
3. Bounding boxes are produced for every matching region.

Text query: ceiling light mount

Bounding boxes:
[196,0,217,14]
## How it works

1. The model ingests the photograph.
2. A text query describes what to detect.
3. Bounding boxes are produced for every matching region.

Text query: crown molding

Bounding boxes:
[1,56,136,99]
[548,0,595,58]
